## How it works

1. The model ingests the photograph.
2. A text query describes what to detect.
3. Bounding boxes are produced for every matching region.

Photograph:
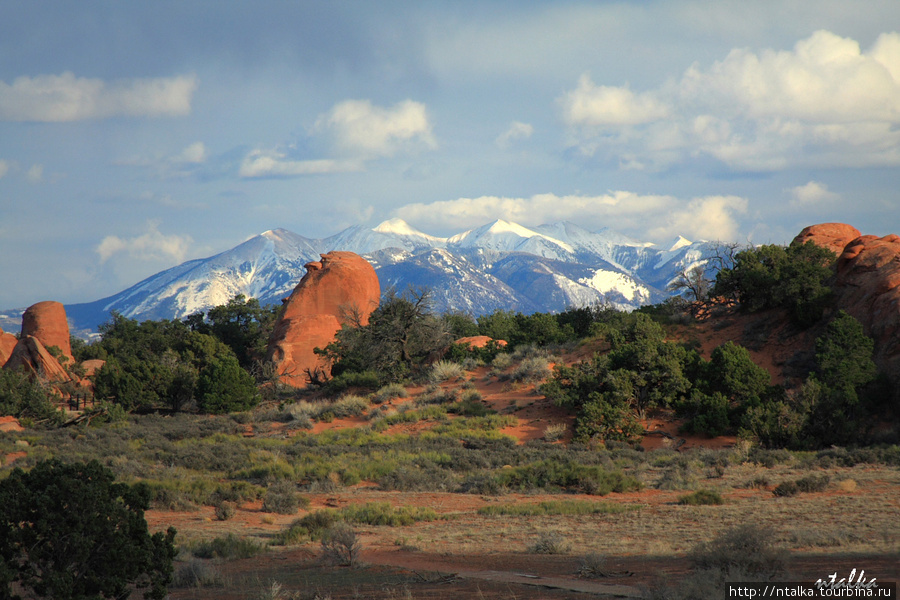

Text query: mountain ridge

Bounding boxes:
[3,219,722,336]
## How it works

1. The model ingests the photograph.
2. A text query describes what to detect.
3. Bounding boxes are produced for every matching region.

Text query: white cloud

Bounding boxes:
[561,31,900,170]
[96,221,192,264]
[0,72,197,121]
[26,164,43,183]
[788,181,840,206]
[0,160,8,179]
[395,191,747,243]
[561,74,669,127]
[496,121,534,147]
[314,99,436,158]
[646,195,748,242]
[238,149,363,178]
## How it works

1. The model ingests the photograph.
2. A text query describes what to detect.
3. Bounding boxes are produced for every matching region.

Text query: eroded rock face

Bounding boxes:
[793,223,861,256]
[0,327,18,367]
[21,301,73,364]
[794,224,900,393]
[833,233,900,388]
[267,251,381,387]
[3,335,73,383]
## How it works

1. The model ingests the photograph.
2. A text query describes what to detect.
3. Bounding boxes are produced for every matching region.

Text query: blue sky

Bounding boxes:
[1,1,899,309]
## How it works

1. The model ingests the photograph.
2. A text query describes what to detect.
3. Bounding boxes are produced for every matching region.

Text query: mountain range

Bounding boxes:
[3,219,720,336]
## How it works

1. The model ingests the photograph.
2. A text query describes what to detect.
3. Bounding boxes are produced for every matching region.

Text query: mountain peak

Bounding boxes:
[373,218,447,243]
[668,236,693,252]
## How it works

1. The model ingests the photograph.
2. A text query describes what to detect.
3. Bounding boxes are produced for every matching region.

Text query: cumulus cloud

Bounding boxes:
[788,181,840,206]
[562,31,900,170]
[0,72,197,121]
[238,149,363,178]
[496,121,534,147]
[314,99,436,158]
[96,221,192,264]
[561,74,669,127]
[395,191,747,243]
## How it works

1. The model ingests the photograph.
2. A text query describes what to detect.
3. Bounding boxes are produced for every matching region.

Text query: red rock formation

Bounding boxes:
[21,301,73,364]
[0,327,17,367]
[454,335,508,349]
[267,251,381,387]
[793,223,861,256]
[3,335,73,383]
[833,233,900,387]
[794,224,900,392]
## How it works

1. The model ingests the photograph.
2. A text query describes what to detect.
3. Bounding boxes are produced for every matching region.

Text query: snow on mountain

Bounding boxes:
[53,218,724,334]
[448,220,575,259]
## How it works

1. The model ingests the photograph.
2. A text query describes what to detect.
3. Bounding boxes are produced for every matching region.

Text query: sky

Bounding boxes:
[1,1,899,309]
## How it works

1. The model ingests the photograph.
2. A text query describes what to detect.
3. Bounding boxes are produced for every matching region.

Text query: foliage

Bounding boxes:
[319,288,451,384]
[192,533,263,560]
[184,294,280,372]
[688,524,787,579]
[0,368,65,425]
[712,241,836,327]
[92,313,258,413]
[528,531,569,554]
[0,459,177,600]
[320,525,362,567]
[478,499,636,516]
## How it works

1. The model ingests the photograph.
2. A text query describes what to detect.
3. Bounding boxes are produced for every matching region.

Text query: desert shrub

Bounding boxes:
[272,510,342,546]
[192,533,263,560]
[794,473,830,493]
[415,387,458,406]
[677,489,724,505]
[214,501,236,521]
[490,352,514,370]
[773,480,800,497]
[689,524,787,579]
[543,422,568,442]
[320,524,362,567]
[262,482,304,514]
[654,458,699,490]
[329,394,370,418]
[577,553,613,578]
[430,360,464,383]
[322,370,382,395]
[505,356,552,383]
[447,391,493,417]
[494,460,642,495]
[528,531,569,554]
[376,466,455,492]
[371,383,408,404]
[171,559,226,588]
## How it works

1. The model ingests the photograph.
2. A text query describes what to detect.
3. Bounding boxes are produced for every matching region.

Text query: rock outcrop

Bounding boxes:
[793,223,861,256]
[0,327,17,366]
[267,251,381,387]
[21,301,74,363]
[454,335,508,349]
[3,335,73,382]
[794,224,900,392]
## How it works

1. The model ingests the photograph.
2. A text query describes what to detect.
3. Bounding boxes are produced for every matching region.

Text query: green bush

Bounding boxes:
[689,524,787,578]
[262,482,304,514]
[772,480,800,497]
[528,531,569,554]
[0,368,65,425]
[192,534,263,560]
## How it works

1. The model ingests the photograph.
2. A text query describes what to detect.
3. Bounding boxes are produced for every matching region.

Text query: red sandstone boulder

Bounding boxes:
[454,335,508,349]
[796,223,900,394]
[3,335,72,383]
[0,327,17,367]
[792,223,861,256]
[267,251,381,387]
[831,232,900,387]
[21,301,73,364]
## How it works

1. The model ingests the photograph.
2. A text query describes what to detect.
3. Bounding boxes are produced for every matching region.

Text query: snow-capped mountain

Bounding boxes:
[53,218,722,334]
